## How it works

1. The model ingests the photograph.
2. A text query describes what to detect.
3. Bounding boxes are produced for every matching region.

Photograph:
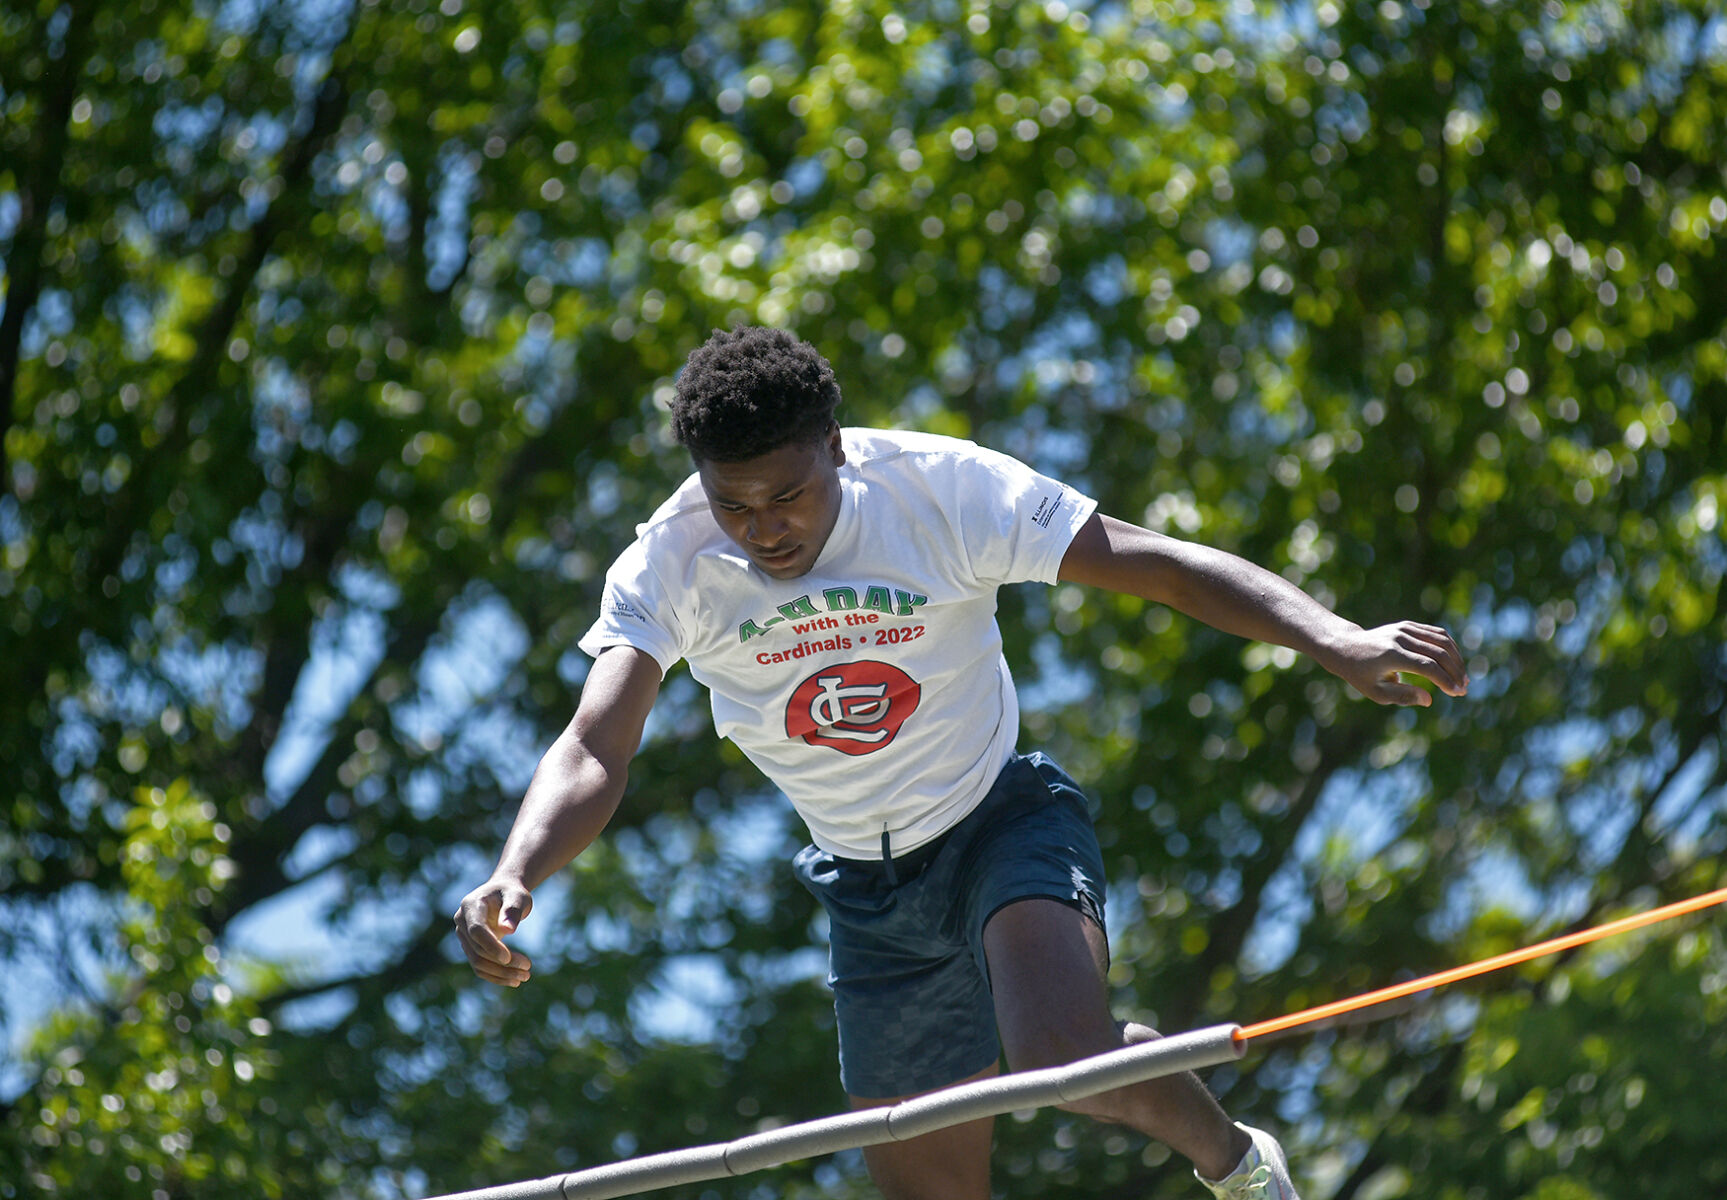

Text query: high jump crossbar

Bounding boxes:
[427,1022,1246,1200]
[428,884,1727,1200]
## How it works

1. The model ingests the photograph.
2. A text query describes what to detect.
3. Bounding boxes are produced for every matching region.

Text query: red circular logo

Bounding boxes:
[785,660,921,755]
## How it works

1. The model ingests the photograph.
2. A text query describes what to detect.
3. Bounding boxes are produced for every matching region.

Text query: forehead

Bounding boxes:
[697,438,827,502]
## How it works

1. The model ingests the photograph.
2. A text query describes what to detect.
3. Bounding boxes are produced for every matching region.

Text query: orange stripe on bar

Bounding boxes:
[1235,885,1727,1044]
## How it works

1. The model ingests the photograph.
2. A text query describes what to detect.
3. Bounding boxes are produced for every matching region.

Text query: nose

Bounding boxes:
[747,511,789,547]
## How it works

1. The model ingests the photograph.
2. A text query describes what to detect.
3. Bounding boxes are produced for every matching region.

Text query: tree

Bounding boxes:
[2,1,1722,1197]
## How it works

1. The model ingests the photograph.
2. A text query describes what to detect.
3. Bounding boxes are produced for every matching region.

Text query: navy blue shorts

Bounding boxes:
[792,752,1108,1098]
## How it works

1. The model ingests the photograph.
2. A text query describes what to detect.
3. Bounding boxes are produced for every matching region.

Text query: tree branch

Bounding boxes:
[0,0,98,490]
[213,614,437,933]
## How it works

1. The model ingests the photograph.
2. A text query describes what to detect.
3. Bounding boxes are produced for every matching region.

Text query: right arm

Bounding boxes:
[452,645,663,987]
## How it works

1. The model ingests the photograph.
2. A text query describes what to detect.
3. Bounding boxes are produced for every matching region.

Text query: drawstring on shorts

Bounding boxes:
[881,826,898,886]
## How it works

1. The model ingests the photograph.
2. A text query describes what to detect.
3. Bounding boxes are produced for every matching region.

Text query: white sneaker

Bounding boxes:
[1195,1123,1299,1200]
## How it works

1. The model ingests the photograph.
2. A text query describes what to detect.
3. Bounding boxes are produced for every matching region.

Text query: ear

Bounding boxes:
[826,421,846,467]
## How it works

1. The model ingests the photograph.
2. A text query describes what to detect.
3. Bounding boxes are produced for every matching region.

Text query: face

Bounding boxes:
[697,425,846,580]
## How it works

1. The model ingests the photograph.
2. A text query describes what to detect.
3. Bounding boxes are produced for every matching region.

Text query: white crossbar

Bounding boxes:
[426,1022,1245,1200]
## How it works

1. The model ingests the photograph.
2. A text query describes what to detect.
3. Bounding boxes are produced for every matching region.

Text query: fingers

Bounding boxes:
[464,946,534,988]
[1389,621,1469,697]
[1370,674,1435,708]
[465,894,511,961]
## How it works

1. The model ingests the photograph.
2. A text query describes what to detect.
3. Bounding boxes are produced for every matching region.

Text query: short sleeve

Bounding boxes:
[946,445,1097,586]
[576,538,685,674]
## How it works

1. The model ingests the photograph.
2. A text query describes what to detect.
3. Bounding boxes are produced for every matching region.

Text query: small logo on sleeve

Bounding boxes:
[1031,489,1066,529]
[600,593,648,622]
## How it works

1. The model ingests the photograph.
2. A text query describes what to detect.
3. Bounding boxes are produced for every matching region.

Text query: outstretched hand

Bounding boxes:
[1321,621,1469,706]
[453,877,535,987]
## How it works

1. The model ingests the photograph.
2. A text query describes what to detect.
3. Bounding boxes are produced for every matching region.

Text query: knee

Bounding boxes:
[1008,1021,1162,1126]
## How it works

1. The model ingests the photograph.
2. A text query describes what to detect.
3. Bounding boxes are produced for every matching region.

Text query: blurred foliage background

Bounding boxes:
[2,0,1724,1197]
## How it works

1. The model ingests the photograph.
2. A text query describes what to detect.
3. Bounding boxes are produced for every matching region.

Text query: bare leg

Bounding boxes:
[983,897,1251,1182]
[849,1064,997,1200]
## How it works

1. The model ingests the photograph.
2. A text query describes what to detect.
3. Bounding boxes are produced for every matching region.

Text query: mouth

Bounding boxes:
[751,544,801,569]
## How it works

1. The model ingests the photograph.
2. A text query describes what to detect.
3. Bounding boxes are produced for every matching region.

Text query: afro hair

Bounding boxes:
[670,326,842,462]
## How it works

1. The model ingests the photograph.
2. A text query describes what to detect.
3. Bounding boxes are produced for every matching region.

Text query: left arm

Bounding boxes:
[1058,513,1468,707]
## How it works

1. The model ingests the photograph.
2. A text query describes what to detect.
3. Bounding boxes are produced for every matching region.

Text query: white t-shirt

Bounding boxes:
[578,428,1097,857]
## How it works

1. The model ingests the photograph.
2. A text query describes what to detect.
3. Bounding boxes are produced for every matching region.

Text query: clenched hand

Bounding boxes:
[454,877,535,987]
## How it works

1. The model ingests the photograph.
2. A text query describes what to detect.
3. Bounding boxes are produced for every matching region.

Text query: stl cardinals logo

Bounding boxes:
[786,660,921,755]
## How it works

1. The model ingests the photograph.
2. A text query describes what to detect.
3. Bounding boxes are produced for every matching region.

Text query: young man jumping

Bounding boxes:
[454,326,1469,1200]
